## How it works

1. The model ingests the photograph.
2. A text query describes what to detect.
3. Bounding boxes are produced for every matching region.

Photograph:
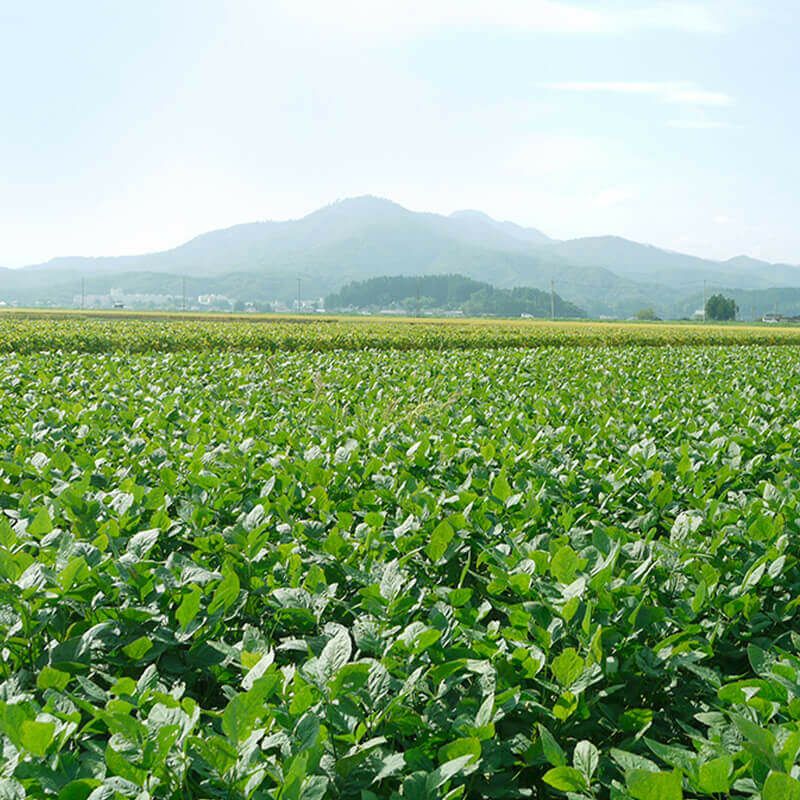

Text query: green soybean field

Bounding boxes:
[1,344,800,799]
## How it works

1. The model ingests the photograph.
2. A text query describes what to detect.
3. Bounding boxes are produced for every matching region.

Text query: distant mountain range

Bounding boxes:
[3,195,800,318]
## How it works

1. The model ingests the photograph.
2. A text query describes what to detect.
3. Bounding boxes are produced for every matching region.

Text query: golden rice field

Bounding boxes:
[0,309,799,351]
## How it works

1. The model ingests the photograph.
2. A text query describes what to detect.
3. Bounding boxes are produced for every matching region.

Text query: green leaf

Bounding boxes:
[189,734,238,775]
[176,584,203,628]
[242,649,275,691]
[208,564,241,615]
[538,724,566,767]
[426,520,455,562]
[438,737,481,765]
[550,546,582,584]
[0,779,25,800]
[448,587,473,607]
[111,676,137,696]
[427,754,477,791]
[491,471,512,502]
[37,665,70,691]
[553,691,578,721]
[122,636,153,660]
[28,507,53,536]
[620,708,653,736]
[551,648,585,687]
[105,744,148,785]
[222,690,263,743]
[763,773,800,800]
[20,719,55,756]
[542,766,588,793]
[697,755,732,794]
[573,740,599,779]
[320,627,352,682]
[627,769,683,800]
[126,528,159,558]
[56,780,101,800]
[329,662,370,699]
[731,713,779,768]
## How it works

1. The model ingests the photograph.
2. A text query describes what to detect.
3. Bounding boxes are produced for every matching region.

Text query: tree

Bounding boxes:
[634,307,658,320]
[705,294,738,321]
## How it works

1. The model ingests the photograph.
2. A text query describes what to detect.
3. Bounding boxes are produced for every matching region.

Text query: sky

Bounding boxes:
[1,0,798,266]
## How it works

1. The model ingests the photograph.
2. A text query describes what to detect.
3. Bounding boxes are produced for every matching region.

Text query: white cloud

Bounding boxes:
[278,1,727,36]
[543,81,732,107]
[668,119,732,129]
[714,214,730,224]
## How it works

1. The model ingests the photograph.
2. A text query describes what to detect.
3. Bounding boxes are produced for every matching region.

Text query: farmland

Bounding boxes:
[1,332,800,797]
[0,311,800,351]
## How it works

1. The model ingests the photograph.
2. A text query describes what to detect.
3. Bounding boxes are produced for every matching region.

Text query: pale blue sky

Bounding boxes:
[1,1,797,266]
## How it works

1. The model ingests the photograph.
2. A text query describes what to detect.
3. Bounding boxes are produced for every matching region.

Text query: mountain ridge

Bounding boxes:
[3,195,800,318]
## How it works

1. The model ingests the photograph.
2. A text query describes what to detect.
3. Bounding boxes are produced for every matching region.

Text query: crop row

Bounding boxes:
[0,347,799,798]
[1,315,800,351]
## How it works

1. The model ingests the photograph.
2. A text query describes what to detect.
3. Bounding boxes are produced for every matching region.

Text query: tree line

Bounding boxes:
[325,274,587,318]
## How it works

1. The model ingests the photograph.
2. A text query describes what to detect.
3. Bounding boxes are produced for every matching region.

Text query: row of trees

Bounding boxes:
[705,294,739,321]
[635,294,739,322]
[325,274,588,317]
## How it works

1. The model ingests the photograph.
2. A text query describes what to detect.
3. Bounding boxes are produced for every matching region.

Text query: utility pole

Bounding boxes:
[550,280,555,320]
[703,280,707,323]
[182,277,187,312]
[80,277,85,310]
[416,278,421,318]
[297,277,302,313]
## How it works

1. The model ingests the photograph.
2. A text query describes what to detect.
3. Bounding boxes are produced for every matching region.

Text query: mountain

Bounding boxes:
[447,210,552,247]
[540,237,797,291]
[3,195,800,318]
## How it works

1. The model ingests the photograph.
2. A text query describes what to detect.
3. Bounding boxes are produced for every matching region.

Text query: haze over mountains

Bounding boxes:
[4,196,800,318]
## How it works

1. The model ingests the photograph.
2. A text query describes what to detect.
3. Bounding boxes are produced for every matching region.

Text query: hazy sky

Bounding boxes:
[1,1,797,266]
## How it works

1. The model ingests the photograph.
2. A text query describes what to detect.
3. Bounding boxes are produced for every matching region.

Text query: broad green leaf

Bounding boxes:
[320,627,352,682]
[627,769,682,800]
[538,724,566,767]
[222,690,262,743]
[763,772,800,800]
[37,665,70,691]
[438,737,481,765]
[208,564,240,615]
[29,507,53,536]
[491,471,512,502]
[56,779,100,800]
[122,636,153,660]
[697,755,732,794]
[426,520,454,562]
[551,648,585,687]
[20,720,55,756]
[177,583,202,628]
[543,766,587,793]
[550,546,582,584]
[573,740,599,779]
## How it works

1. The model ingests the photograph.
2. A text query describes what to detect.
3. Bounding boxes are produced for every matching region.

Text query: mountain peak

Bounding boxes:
[450,209,493,221]
[725,255,770,268]
[312,195,408,217]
